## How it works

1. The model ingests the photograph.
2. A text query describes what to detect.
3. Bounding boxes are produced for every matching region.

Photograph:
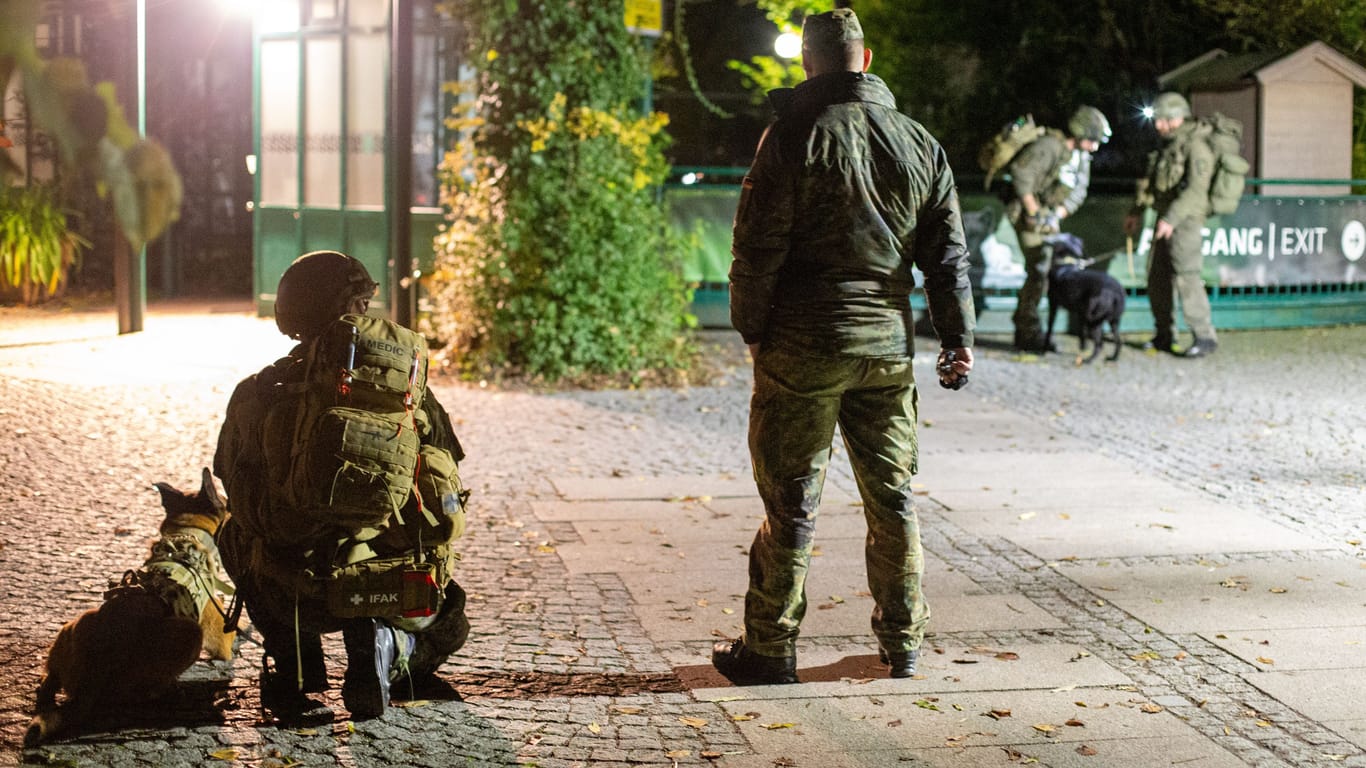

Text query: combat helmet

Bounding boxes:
[1150,92,1191,120]
[274,250,378,339]
[1068,105,1112,144]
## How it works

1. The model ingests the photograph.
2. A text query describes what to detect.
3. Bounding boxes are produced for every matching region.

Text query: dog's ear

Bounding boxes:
[154,481,182,505]
[198,467,227,514]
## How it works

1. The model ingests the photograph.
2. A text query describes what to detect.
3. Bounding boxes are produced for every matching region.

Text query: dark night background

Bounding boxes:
[20,0,1366,296]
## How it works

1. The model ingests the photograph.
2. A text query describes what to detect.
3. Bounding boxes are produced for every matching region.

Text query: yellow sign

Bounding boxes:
[625,0,663,37]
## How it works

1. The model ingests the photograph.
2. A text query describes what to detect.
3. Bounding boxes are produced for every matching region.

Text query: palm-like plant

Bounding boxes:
[0,184,88,304]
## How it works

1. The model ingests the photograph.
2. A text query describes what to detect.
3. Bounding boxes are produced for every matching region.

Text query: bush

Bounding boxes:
[427,1,695,385]
[0,184,88,305]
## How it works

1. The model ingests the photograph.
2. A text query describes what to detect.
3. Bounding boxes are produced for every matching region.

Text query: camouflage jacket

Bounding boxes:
[1134,120,1214,224]
[729,71,974,358]
[1007,130,1091,217]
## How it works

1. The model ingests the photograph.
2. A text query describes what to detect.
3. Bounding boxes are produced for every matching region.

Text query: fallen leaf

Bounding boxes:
[1269,587,1288,594]
[700,751,723,760]
[732,712,758,722]
[209,749,238,761]
[1255,719,1273,727]
[1130,650,1162,662]
[1139,703,1164,714]
[1065,719,1085,727]
[1174,651,1188,660]
[722,608,735,614]
[995,652,1020,661]
[679,716,708,729]
[1256,657,1275,665]
[666,749,690,758]
[762,722,796,730]
[1077,745,1098,756]
[888,719,903,727]
[1032,723,1056,734]
[588,722,602,734]
[914,699,940,711]
[986,709,1013,720]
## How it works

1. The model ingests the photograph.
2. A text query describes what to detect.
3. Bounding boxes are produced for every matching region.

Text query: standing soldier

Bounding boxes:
[713,8,975,685]
[1006,106,1111,352]
[1125,92,1218,357]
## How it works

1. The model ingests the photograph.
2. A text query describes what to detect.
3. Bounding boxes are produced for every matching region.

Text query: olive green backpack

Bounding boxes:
[978,114,1047,190]
[1201,113,1249,216]
[278,313,429,532]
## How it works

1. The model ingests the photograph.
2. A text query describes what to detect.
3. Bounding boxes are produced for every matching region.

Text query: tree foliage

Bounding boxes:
[0,0,182,250]
[428,0,695,385]
[731,0,1366,178]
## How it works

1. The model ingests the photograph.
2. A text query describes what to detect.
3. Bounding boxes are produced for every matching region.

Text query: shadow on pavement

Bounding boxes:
[443,670,686,699]
[673,653,888,689]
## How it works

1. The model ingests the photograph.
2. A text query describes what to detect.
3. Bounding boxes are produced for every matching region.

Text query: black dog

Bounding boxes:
[1044,262,1126,364]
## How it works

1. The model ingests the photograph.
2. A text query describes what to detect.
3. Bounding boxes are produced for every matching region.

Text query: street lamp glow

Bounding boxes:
[774,31,802,60]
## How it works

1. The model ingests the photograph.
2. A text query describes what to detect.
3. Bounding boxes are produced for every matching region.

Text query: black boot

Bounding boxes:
[878,647,920,679]
[342,619,407,720]
[711,637,797,685]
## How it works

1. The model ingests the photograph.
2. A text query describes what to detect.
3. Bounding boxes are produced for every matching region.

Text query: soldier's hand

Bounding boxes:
[937,347,973,390]
[1154,218,1175,240]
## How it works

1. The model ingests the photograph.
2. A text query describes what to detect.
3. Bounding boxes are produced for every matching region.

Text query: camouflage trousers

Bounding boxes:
[1010,224,1049,340]
[1148,215,1216,342]
[743,345,930,658]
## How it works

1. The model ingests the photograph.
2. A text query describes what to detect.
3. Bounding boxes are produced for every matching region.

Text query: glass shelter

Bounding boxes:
[252,0,460,316]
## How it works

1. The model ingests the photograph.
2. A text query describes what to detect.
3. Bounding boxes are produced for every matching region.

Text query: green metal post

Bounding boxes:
[119,0,148,334]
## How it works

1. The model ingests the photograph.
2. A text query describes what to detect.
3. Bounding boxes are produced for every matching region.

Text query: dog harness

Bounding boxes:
[105,527,234,621]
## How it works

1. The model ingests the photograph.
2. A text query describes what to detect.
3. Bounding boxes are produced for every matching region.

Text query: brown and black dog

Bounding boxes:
[26,468,236,746]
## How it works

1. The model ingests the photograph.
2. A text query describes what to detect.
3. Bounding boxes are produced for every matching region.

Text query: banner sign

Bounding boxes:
[1131,197,1366,286]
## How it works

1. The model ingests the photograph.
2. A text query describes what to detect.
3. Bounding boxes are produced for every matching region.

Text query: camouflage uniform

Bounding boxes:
[1006,131,1093,345]
[729,70,975,659]
[1134,121,1217,346]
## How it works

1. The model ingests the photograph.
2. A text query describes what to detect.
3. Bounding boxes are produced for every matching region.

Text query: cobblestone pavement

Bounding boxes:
[0,304,1363,767]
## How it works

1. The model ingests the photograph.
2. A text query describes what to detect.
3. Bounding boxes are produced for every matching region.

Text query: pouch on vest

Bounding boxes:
[415,444,468,544]
[323,556,443,619]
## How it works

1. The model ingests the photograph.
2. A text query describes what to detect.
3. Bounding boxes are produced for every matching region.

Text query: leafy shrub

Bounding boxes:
[427,0,694,385]
[0,184,88,305]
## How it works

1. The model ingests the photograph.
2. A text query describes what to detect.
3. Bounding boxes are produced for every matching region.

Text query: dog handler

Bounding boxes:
[713,8,975,685]
[214,251,470,721]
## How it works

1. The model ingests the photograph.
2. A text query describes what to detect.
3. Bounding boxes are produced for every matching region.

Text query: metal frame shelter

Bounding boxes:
[250,0,461,325]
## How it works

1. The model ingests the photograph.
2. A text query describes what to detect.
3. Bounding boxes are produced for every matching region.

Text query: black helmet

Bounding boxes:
[1068,105,1112,144]
[274,251,378,339]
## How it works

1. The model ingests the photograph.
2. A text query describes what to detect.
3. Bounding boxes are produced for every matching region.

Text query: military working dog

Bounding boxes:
[26,468,236,746]
[1043,261,1126,365]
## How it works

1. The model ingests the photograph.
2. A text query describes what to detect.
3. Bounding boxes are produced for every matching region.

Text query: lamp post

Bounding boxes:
[117,0,148,334]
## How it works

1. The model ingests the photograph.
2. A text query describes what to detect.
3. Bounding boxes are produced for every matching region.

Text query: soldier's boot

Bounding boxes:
[341,619,413,719]
[260,635,332,724]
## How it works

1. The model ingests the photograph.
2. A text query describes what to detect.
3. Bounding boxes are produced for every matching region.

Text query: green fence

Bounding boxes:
[666,169,1366,332]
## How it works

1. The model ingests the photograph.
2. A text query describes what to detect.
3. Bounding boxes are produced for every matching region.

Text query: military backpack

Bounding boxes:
[978,114,1048,190]
[274,313,428,532]
[1200,113,1249,216]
